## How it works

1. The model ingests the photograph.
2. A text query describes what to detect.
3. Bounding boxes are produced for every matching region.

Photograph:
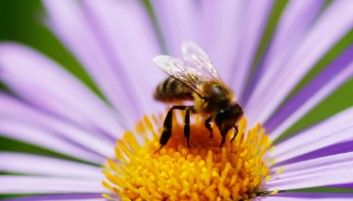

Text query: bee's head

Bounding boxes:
[215,103,243,134]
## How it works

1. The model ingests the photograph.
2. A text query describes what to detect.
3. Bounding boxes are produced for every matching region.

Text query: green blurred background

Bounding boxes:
[0,0,353,197]
[0,1,77,73]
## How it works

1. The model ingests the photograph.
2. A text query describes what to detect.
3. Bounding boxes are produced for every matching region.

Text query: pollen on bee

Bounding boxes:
[102,112,274,201]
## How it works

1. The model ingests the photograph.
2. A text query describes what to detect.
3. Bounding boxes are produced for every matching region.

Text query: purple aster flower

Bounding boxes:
[1,0,353,200]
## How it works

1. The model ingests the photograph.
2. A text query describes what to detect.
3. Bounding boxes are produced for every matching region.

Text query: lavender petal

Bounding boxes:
[0,176,106,194]
[0,117,104,164]
[270,107,353,163]
[247,0,353,127]
[0,152,102,179]
[273,140,353,166]
[0,93,114,160]
[43,0,159,127]
[229,0,273,97]
[0,43,123,140]
[260,192,353,201]
[245,0,323,108]
[200,0,245,80]
[151,0,203,56]
[3,193,104,201]
[270,152,353,181]
[80,0,164,117]
[266,167,353,190]
[268,46,353,140]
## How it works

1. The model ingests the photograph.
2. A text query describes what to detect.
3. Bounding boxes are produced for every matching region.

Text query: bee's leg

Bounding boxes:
[204,116,213,138]
[231,125,238,142]
[184,106,194,148]
[160,105,188,148]
[220,130,227,147]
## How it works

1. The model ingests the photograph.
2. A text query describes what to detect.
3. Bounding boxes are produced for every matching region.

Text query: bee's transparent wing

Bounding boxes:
[181,41,220,79]
[153,55,206,98]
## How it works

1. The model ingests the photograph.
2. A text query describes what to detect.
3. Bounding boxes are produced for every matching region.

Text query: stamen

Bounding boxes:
[103,113,274,201]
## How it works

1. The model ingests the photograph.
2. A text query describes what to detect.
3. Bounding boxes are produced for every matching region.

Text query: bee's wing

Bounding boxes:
[153,55,206,98]
[181,41,220,79]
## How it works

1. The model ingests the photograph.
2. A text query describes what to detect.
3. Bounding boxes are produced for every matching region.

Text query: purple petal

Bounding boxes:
[7,199,105,201]
[269,107,353,163]
[267,46,353,140]
[80,0,164,116]
[7,198,105,201]
[265,167,353,190]
[0,117,103,164]
[273,140,353,167]
[272,125,353,164]
[0,152,102,179]
[334,183,353,189]
[0,176,106,194]
[0,43,123,139]
[3,193,103,201]
[151,0,203,56]
[0,94,114,160]
[43,0,159,126]
[270,152,353,181]
[200,1,245,80]
[245,0,323,107]
[274,140,353,166]
[229,0,273,97]
[246,0,353,126]
[260,192,353,201]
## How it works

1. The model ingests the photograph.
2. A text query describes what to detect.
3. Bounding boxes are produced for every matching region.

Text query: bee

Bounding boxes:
[153,41,243,148]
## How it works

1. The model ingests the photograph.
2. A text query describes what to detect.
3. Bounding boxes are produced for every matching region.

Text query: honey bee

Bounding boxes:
[153,41,243,148]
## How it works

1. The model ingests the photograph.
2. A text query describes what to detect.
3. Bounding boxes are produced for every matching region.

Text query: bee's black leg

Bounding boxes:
[231,125,238,142]
[205,116,213,138]
[160,105,188,148]
[184,106,194,148]
[220,130,227,147]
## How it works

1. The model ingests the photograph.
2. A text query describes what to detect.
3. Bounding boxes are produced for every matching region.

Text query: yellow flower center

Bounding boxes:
[102,112,273,201]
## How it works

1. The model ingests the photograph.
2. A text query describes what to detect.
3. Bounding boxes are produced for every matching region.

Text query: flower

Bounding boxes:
[1,0,353,200]
[103,115,273,201]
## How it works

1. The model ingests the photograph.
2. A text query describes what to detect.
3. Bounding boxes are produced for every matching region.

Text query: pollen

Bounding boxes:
[102,113,273,201]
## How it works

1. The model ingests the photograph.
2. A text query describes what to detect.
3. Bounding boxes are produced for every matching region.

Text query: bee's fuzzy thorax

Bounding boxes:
[201,81,235,113]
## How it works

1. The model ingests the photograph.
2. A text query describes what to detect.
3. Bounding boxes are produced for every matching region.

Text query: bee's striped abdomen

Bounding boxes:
[154,76,193,102]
